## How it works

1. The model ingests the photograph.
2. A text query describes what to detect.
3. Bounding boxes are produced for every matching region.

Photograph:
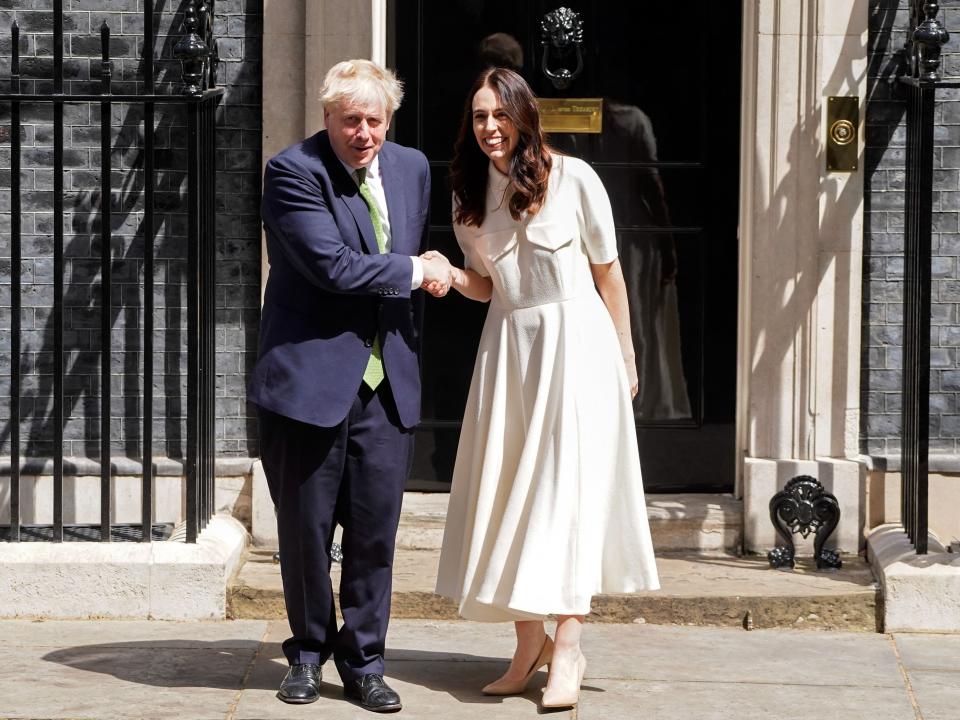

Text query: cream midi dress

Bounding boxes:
[435,155,660,621]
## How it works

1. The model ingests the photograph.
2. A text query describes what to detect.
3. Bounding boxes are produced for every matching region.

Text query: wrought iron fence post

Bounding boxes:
[177,0,219,542]
[186,99,200,543]
[0,3,223,544]
[99,22,114,541]
[9,21,21,543]
[142,1,156,543]
[899,0,952,554]
[52,0,65,543]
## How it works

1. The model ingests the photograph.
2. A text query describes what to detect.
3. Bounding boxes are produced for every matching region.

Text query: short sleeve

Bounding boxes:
[574,159,618,264]
[452,195,491,277]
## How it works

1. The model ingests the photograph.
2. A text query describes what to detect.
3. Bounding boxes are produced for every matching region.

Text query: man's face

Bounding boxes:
[324,100,391,169]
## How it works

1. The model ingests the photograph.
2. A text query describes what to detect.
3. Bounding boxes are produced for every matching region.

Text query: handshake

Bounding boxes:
[419,250,458,298]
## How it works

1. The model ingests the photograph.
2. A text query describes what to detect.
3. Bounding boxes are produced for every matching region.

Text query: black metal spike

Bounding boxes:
[100,21,112,94]
[11,21,19,76]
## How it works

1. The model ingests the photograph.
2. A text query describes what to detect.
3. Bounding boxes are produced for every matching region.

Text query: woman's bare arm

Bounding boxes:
[591,258,639,398]
[421,250,493,302]
[451,266,493,302]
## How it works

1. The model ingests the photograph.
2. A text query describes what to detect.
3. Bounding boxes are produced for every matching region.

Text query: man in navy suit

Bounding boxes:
[250,59,450,712]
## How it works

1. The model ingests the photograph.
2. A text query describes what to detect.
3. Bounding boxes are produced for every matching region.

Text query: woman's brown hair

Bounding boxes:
[450,67,552,227]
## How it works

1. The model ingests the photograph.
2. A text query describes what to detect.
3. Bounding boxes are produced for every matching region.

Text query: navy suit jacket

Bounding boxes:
[249,131,431,429]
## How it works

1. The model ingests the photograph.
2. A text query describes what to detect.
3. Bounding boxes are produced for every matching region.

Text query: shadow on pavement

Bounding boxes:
[43,639,276,691]
[385,648,605,707]
[41,639,604,708]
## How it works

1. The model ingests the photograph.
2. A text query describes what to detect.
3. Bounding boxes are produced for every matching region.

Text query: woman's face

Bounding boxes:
[472,85,518,174]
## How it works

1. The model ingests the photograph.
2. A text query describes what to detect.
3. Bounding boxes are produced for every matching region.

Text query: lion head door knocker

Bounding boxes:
[767,475,842,571]
[540,7,584,90]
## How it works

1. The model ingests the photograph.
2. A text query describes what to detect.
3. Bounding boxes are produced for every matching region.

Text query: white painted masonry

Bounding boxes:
[868,524,960,632]
[0,515,247,620]
[738,0,868,552]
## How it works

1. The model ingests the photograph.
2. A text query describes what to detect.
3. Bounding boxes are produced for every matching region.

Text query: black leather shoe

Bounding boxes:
[277,663,322,704]
[344,673,402,712]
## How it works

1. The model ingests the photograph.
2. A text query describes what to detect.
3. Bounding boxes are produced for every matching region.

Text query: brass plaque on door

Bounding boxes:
[826,96,859,172]
[537,98,603,133]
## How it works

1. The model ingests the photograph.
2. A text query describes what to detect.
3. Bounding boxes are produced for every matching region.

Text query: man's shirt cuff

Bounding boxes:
[410,256,424,290]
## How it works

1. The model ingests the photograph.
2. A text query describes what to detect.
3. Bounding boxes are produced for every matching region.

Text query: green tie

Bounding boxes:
[357,167,386,390]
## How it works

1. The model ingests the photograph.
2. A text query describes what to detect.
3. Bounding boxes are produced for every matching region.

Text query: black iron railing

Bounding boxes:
[0,1,221,543]
[899,1,953,554]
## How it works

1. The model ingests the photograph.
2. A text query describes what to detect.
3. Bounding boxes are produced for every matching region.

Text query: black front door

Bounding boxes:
[391,1,741,492]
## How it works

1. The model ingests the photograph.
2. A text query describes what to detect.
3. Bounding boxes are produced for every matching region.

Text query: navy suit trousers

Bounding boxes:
[258,381,413,682]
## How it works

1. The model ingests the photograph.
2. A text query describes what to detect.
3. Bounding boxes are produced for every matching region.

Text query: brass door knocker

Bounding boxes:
[541,7,584,90]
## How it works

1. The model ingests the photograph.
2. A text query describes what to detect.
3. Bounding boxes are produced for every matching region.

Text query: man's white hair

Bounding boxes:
[319,59,404,116]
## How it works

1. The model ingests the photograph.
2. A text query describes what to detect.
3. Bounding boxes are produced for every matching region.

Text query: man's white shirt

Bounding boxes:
[341,154,423,290]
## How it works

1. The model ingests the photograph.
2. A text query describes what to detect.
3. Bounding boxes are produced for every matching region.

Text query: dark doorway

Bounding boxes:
[392,1,741,492]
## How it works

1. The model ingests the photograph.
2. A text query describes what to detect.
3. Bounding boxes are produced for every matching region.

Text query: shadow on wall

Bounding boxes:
[0,0,206,463]
[860,1,905,458]
[745,2,873,459]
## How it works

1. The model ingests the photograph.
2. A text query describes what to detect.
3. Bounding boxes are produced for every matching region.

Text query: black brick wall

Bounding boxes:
[0,0,261,460]
[865,0,960,457]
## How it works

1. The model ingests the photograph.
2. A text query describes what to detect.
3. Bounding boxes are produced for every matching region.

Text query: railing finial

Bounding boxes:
[11,21,19,82]
[100,21,112,94]
[174,1,210,96]
[911,0,950,81]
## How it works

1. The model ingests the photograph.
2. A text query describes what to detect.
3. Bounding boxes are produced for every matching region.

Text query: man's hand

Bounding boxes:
[420,250,453,297]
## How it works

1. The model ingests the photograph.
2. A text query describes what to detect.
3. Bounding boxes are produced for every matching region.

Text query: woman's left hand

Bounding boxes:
[625,358,639,399]
[591,259,640,400]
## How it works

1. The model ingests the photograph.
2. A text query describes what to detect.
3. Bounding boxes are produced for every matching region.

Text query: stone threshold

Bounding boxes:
[251,464,746,553]
[392,492,744,553]
[229,548,880,632]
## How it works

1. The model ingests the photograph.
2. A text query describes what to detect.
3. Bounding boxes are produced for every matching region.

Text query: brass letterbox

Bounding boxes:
[537,98,603,134]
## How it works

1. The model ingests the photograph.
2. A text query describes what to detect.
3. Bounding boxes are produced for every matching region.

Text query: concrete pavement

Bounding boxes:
[0,618,956,719]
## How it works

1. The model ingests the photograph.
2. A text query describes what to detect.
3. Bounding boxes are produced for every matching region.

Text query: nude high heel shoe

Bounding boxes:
[482,636,554,696]
[540,650,586,709]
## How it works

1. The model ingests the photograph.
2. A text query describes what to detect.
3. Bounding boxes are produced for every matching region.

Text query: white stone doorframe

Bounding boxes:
[260,0,386,297]
[736,1,869,554]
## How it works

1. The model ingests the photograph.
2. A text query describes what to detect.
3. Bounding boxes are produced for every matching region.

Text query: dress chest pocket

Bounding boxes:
[521,222,576,297]
[524,222,574,252]
[476,222,578,307]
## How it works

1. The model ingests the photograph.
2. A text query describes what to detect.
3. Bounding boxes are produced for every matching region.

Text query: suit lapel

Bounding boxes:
[378,145,408,254]
[317,132,380,256]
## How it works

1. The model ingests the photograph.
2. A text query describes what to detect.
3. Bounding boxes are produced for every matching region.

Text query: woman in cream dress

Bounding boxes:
[429,67,659,710]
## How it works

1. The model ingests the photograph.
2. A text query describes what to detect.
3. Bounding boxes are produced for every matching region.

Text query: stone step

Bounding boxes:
[395,492,743,553]
[228,547,880,631]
